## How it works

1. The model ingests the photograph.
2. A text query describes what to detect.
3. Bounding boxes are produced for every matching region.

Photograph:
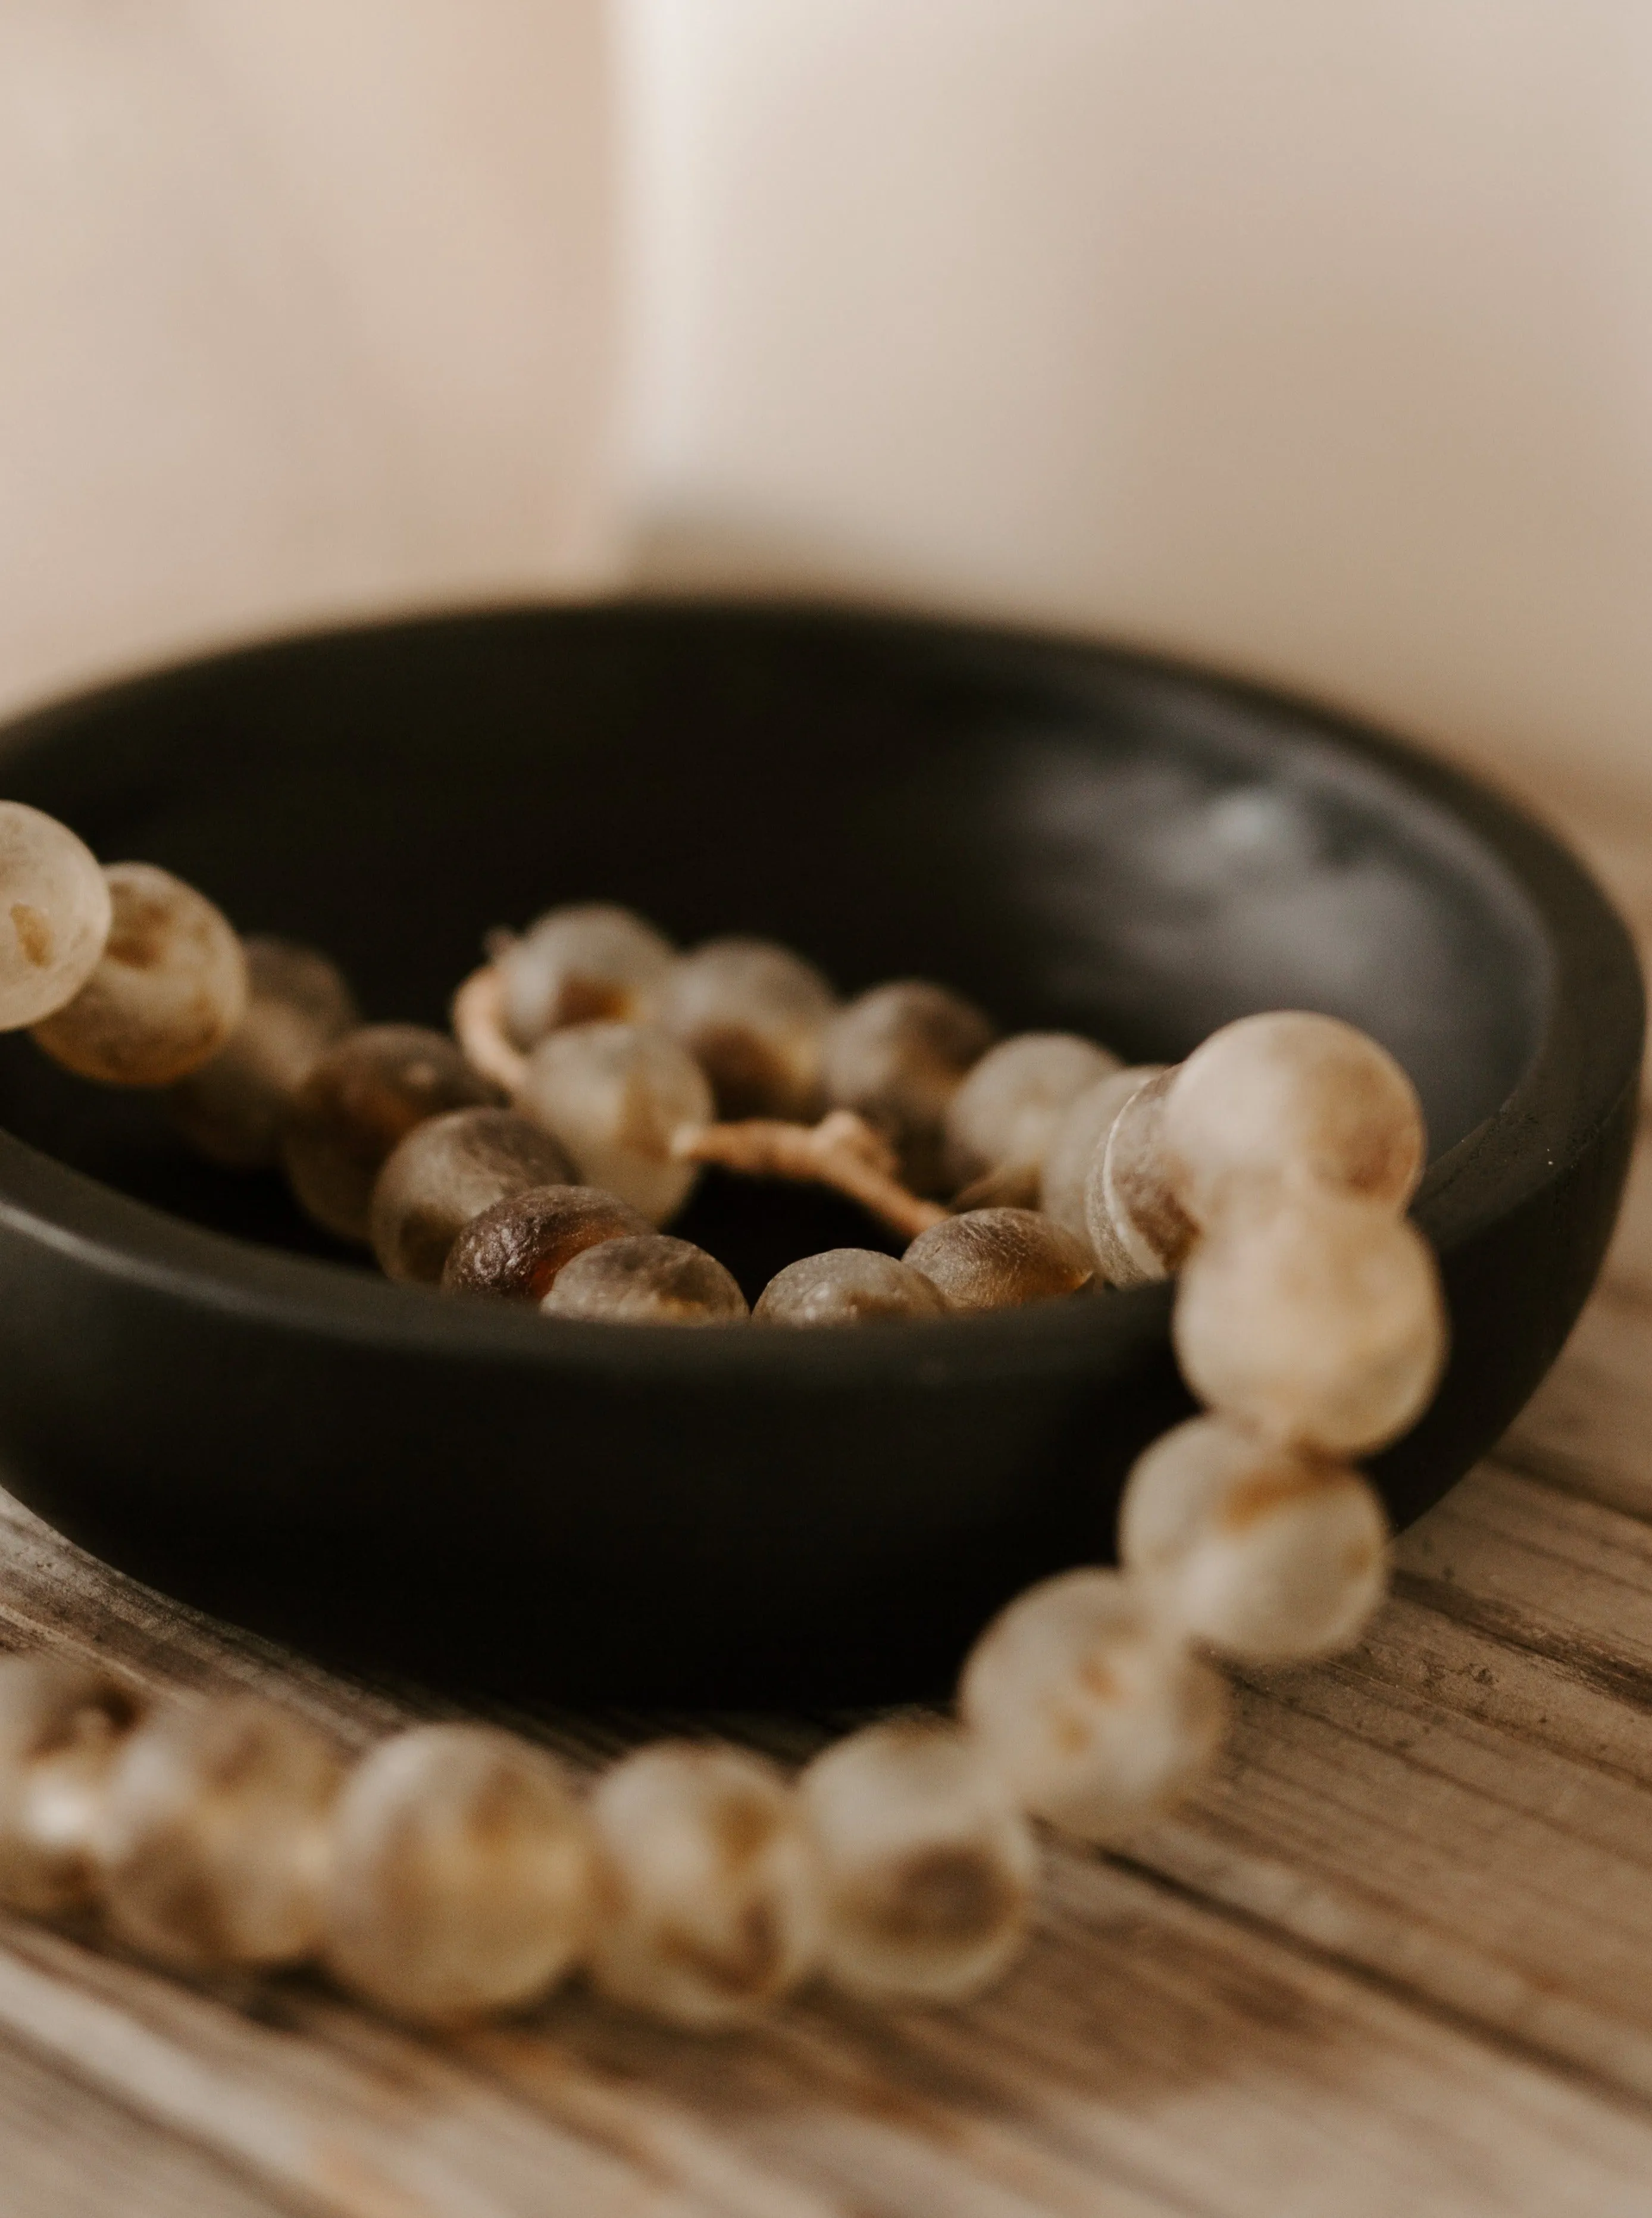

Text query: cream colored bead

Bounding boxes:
[1090,1068,1196,1287]
[799,1720,1037,2003]
[498,902,675,1048]
[0,1659,148,1914]
[520,1020,714,1224]
[326,1725,596,2025]
[1161,1010,1426,1222]
[1041,1064,1166,1252]
[958,1569,1228,1843]
[1119,1417,1390,1659]
[368,1107,572,1283]
[98,1696,342,1970]
[653,938,838,1121]
[1173,1189,1447,1456]
[0,803,112,1030]
[32,863,248,1085]
[942,1032,1120,1204]
[820,980,996,1194]
[587,1743,819,2028]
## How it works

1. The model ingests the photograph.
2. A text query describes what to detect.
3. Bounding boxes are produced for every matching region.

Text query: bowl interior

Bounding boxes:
[0,605,1550,1297]
[0,603,1632,1703]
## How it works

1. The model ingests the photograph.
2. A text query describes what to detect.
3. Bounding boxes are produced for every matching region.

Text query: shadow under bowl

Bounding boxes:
[0,602,1638,1702]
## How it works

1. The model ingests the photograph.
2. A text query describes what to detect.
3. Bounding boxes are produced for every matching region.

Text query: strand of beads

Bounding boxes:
[0,807,1107,1313]
[0,804,1447,2032]
[0,1013,1441,2029]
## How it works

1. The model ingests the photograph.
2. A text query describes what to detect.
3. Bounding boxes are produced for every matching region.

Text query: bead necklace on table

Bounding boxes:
[0,802,1444,2029]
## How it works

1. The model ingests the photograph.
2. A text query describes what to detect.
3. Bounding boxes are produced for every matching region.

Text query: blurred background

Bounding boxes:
[2,0,1648,809]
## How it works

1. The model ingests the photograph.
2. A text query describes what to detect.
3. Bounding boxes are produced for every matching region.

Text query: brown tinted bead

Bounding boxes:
[653,937,838,1120]
[369,1108,574,1285]
[1172,1189,1447,1457]
[520,1020,713,1224]
[540,1233,749,1324]
[98,1697,343,1970]
[442,1183,653,1302]
[941,1032,1120,1204]
[1119,1416,1390,1660]
[800,1721,1037,2003]
[959,1569,1229,1843]
[498,902,675,1047]
[0,1658,148,1914]
[281,1024,494,1243]
[1162,1011,1426,1223]
[327,1725,596,2025]
[168,939,359,1168]
[755,1247,952,1326]
[820,980,996,1194]
[1041,1064,1166,1252]
[1092,1067,1197,1286]
[903,1207,1093,1311]
[587,1742,821,2028]
[32,862,248,1086]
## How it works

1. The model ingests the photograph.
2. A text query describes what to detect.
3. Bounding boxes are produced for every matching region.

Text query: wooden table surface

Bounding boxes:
[4,782,1651,2218]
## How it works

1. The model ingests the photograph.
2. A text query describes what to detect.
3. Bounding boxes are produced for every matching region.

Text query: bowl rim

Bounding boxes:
[0,594,1640,1391]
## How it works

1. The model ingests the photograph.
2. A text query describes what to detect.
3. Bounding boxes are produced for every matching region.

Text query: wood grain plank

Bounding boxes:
[1133,1456,1652,2099]
[505,1864,1652,2218]
[0,2027,299,2218]
[1500,1289,1652,1521]
[7,1819,1652,2218]
[0,1477,1648,2216]
[0,1920,717,2218]
[1602,1124,1652,1297]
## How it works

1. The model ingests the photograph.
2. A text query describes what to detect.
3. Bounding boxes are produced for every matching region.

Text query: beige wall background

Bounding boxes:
[0,1,616,722]
[2,1,1648,812]
[618,0,1652,808]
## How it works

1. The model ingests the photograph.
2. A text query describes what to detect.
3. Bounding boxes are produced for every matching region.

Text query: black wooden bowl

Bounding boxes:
[0,604,1638,1702]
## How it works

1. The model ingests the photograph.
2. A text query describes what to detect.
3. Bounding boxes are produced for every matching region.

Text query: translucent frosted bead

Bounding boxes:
[1172,1190,1448,1455]
[799,1720,1037,2003]
[754,1247,951,1326]
[958,1569,1228,1842]
[441,1183,653,1302]
[941,1032,1121,1205]
[1162,1011,1426,1222]
[98,1697,342,1970]
[168,939,359,1168]
[1041,1064,1166,1252]
[587,1742,820,2028]
[903,1207,1093,1311]
[1090,1067,1196,1286]
[369,1108,573,1284]
[326,1725,596,2025]
[32,863,248,1086]
[0,1658,148,1914]
[498,902,675,1048]
[0,802,112,1029]
[820,980,996,1194]
[653,938,838,1120]
[520,1020,713,1224]
[1119,1417,1390,1659]
[281,1024,495,1243]
[540,1234,749,1325]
